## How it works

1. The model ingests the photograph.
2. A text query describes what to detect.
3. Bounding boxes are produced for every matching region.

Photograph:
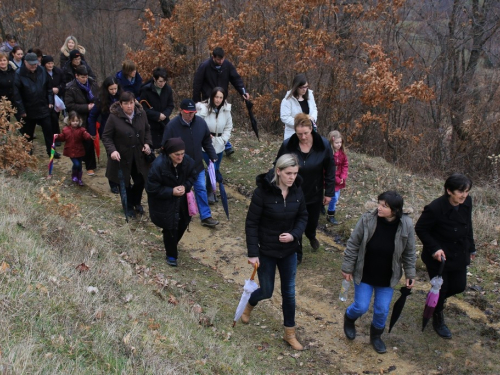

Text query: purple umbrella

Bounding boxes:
[207,161,216,192]
[422,256,445,331]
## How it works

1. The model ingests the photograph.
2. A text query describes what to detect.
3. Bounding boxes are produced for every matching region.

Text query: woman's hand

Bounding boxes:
[111,151,121,161]
[433,250,446,262]
[54,134,58,139]
[279,233,294,243]
[53,87,59,94]
[406,279,415,289]
[143,144,151,155]
[173,185,185,197]
[341,271,353,281]
[159,113,166,121]
[248,257,260,267]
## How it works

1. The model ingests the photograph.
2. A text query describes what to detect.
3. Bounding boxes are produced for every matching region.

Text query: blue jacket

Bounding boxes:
[115,70,143,98]
[162,114,217,174]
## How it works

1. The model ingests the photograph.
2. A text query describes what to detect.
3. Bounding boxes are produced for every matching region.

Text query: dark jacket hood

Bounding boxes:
[256,169,303,192]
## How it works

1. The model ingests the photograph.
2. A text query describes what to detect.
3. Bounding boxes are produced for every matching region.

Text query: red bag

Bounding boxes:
[186,191,198,216]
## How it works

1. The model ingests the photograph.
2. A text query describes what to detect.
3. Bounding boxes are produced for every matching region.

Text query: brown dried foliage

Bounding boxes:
[0,98,37,175]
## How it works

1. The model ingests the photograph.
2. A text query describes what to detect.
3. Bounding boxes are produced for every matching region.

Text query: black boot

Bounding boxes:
[343,312,357,340]
[327,210,339,225]
[370,324,387,354]
[433,311,452,339]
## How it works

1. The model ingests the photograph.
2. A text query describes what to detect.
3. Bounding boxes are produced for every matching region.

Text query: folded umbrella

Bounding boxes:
[47,135,56,178]
[422,256,445,331]
[233,263,259,327]
[208,161,216,193]
[216,169,229,220]
[244,99,259,141]
[117,163,129,223]
[388,282,413,333]
[94,121,100,162]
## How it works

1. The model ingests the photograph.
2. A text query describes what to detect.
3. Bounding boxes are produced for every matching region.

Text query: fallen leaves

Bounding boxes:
[0,261,10,273]
[168,295,178,305]
[75,263,90,273]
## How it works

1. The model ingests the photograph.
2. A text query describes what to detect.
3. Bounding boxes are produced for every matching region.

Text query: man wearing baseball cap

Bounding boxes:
[13,52,60,158]
[162,99,219,227]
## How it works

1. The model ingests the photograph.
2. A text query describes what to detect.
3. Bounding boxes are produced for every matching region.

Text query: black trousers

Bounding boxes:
[20,116,53,155]
[297,200,323,260]
[83,139,96,171]
[124,159,145,208]
[50,110,61,135]
[427,265,467,313]
[162,217,189,259]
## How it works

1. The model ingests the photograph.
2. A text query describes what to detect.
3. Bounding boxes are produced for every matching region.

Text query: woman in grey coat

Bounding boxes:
[341,191,416,354]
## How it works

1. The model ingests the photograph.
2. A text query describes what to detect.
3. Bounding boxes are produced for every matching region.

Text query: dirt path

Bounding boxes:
[41,145,497,374]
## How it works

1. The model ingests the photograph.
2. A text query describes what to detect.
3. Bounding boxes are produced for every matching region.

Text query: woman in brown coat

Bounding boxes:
[102,91,152,219]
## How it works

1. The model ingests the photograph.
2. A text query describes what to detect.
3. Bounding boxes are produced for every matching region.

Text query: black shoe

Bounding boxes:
[126,211,136,219]
[111,186,119,194]
[166,257,177,267]
[208,192,216,205]
[134,205,144,215]
[327,215,339,225]
[201,217,219,227]
[51,151,61,159]
[370,324,387,354]
[310,238,320,251]
[225,147,235,156]
[433,311,452,339]
[343,313,357,340]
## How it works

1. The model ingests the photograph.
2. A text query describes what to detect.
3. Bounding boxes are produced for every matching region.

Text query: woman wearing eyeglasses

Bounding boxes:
[280,73,318,140]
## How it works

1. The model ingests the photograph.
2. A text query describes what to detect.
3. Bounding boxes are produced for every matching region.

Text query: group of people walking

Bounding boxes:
[1,36,477,355]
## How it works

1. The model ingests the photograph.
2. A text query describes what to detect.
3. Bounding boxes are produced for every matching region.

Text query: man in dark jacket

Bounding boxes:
[42,55,65,144]
[13,52,59,158]
[162,99,219,228]
[140,67,174,150]
[192,47,249,156]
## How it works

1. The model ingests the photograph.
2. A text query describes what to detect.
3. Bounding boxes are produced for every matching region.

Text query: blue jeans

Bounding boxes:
[193,170,212,220]
[346,282,394,329]
[328,190,341,212]
[249,253,297,327]
[70,157,83,172]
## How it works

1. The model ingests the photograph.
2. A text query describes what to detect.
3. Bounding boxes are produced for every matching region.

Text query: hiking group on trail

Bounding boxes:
[1,35,477,353]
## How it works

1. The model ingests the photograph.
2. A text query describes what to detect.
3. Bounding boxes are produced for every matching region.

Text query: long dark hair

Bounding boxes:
[208,86,226,117]
[10,46,23,60]
[288,73,309,100]
[100,76,122,114]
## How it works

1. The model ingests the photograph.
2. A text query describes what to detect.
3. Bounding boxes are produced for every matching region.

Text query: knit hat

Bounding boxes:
[69,49,81,61]
[180,99,197,113]
[41,55,54,66]
[24,53,38,65]
[75,65,88,76]
[164,137,185,155]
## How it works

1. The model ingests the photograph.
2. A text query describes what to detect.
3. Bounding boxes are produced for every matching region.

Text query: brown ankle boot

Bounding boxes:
[241,303,254,324]
[283,326,304,350]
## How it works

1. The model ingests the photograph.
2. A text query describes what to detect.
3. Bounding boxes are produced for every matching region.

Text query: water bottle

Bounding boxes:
[339,279,350,302]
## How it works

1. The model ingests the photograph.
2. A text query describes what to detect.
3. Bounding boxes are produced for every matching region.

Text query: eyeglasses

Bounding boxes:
[299,85,309,90]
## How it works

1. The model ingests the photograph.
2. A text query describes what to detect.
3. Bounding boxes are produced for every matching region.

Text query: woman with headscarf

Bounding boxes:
[146,138,197,267]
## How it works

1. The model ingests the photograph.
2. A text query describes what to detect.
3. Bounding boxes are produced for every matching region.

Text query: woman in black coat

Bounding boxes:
[146,138,197,267]
[242,154,308,351]
[0,52,16,109]
[276,113,335,262]
[415,173,476,339]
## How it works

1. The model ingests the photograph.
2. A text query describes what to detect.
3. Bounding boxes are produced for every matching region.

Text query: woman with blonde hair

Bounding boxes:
[243,153,308,350]
[59,36,86,68]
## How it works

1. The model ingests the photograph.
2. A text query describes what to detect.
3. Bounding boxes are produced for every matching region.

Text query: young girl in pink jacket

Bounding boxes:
[327,130,348,224]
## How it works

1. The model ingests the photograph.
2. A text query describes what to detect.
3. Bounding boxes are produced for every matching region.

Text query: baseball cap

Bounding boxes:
[180,99,197,113]
[25,53,38,65]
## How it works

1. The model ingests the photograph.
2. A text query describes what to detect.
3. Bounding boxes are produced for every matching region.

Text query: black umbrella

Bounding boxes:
[117,163,129,223]
[244,99,259,141]
[215,169,229,220]
[388,284,413,333]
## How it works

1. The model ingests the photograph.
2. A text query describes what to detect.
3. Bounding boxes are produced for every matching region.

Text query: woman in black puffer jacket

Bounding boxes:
[242,154,308,351]
[146,138,197,267]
